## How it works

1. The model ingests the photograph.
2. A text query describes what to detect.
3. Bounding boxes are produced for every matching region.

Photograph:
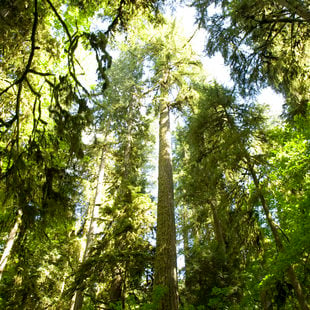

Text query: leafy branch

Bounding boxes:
[0,0,39,135]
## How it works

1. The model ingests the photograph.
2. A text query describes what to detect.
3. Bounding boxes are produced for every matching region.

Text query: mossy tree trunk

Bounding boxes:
[209,201,226,258]
[154,79,178,309]
[71,146,106,310]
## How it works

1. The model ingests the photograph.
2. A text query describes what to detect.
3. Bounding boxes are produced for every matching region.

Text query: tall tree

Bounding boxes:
[67,49,157,309]
[71,145,108,310]
[134,19,201,309]
[0,0,164,307]
[175,81,309,309]
[156,70,178,309]
[174,83,262,308]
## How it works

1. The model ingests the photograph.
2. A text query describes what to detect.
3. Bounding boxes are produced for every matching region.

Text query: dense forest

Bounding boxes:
[0,0,309,309]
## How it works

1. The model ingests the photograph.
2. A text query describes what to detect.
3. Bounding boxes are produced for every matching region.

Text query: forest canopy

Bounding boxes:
[0,0,309,309]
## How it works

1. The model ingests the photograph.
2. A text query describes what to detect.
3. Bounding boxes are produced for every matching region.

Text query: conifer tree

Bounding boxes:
[190,0,310,118]
[175,81,309,309]
[130,19,201,309]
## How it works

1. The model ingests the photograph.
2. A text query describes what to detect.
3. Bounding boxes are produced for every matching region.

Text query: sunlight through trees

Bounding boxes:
[0,0,309,309]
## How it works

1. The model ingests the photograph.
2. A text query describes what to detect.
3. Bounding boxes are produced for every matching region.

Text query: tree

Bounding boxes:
[156,72,179,309]
[175,83,264,308]
[0,0,99,290]
[256,117,310,309]
[67,49,157,309]
[0,0,164,307]
[0,210,22,281]
[71,145,108,310]
[175,81,309,309]
[128,20,201,309]
[190,0,310,118]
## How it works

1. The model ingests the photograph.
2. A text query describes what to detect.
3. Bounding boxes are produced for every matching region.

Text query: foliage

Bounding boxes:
[0,0,161,308]
[175,81,309,308]
[0,0,309,309]
[190,0,310,118]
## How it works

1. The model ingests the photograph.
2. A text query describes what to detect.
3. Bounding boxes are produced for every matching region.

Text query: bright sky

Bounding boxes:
[175,5,285,117]
[77,4,284,118]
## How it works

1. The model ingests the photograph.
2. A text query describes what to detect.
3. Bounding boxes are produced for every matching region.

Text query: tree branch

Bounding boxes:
[18,0,39,84]
[0,0,39,93]
[258,17,306,24]
[0,0,39,134]
[45,0,72,41]
[28,69,55,76]
[104,0,126,36]
[276,0,310,21]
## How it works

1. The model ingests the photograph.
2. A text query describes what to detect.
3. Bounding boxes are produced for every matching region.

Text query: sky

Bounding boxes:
[164,4,285,269]
[174,5,285,117]
[77,4,285,118]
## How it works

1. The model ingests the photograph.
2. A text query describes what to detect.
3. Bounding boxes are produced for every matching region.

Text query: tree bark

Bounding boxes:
[209,201,226,257]
[109,269,123,309]
[154,91,178,310]
[246,158,309,310]
[71,146,106,310]
[0,209,22,281]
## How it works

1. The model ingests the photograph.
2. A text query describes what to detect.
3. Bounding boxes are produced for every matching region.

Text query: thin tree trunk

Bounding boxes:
[71,146,106,310]
[154,90,178,310]
[246,159,309,310]
[107,101,136,308]
[222,103,308,310]
[181,209,190,291]
[0,209,22,281]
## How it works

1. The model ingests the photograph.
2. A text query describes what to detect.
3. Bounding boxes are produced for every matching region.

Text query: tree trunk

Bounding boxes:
[71,146,106,310]
[109,269,123,309]
[209,201,226,257]
[247,159,309,310]
[0,209,22,281]
[154,93,178,310]
[181,209,190,292]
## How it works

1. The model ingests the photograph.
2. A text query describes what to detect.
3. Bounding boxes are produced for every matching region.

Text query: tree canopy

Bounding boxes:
[0,0,309,309]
